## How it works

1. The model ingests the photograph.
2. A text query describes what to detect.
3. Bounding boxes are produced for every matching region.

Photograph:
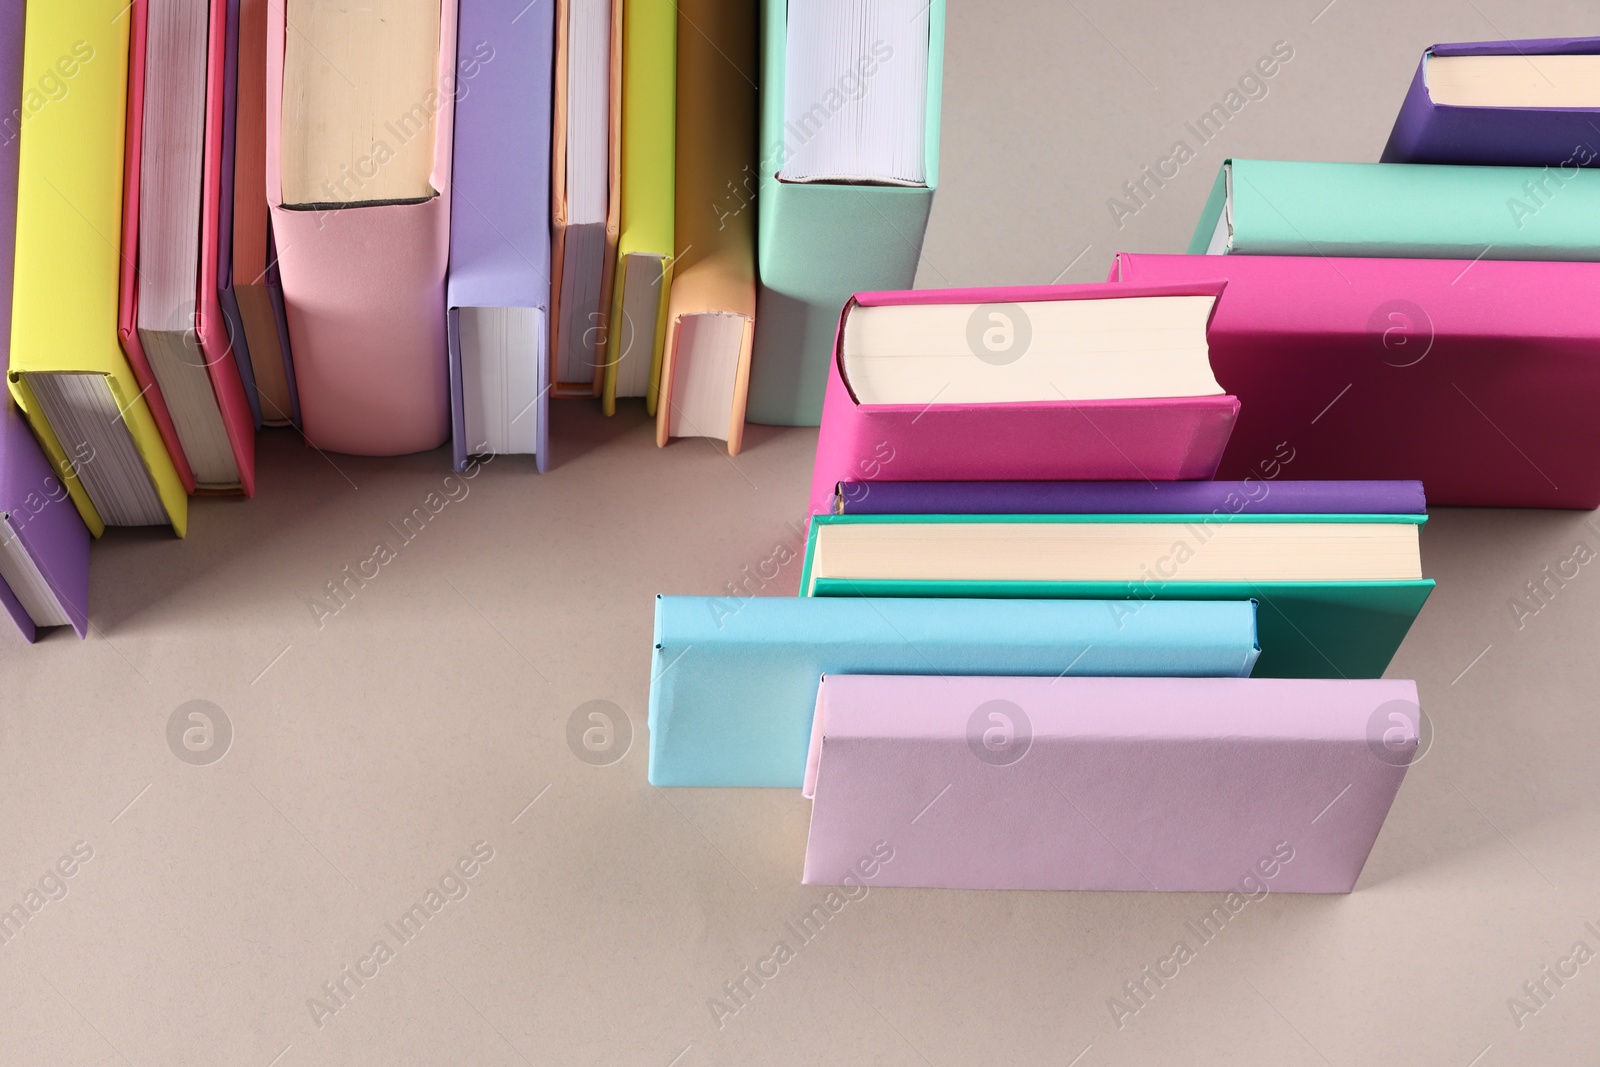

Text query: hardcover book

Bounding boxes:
[119,0,258,497]
[7,0,188,534]
[1111,252,1600,509]
[833,479,1427,516]
[1383,37,1600,167]
[744,0,944,427]
[266,0,457,456]
[649,594,1260,787]
[653,0,758,453]
[801,512,1433,679]
[802,675,1420,893]
[446,0,553,472]
[808,283,1240,518]
[600,0,674,413]
[1191,158,1600,260]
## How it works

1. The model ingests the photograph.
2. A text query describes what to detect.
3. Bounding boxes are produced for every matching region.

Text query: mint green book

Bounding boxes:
[1189,158,1600,260]
[801,513,1434,679]
[744,0,944,427]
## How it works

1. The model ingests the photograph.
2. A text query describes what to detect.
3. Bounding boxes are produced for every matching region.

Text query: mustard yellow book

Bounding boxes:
[600,0,675,415]
[7,0,187,536]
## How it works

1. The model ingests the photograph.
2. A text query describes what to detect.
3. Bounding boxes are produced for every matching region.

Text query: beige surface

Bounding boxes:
[7,1,1600,1063]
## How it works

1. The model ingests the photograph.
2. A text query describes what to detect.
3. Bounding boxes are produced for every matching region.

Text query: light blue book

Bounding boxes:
[648,595,1260,787]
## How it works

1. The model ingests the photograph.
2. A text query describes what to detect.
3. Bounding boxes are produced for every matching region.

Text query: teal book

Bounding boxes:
[743,0,944,427]
[802,513,1434,680]
[1189,158,1600,260]
[649,594,1260,787]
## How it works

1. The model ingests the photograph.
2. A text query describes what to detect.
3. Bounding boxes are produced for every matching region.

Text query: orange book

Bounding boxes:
[652,0,756,452]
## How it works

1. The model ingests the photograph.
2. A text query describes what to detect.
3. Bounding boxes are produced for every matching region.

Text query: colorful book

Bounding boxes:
[1110,252,1600,509]
[233,0,298,425]
[266,0,456,456]
[800,513,1433,679]
[7,0,188,535]
[649,595,1260,787]
[1,0,92,642]
[744,0,944,428]
[1383,37,1600,167]
[217,0,261,428]
[802,675,1420,893]
[1191,158,1600,260]
[119,0,258,497]
[1,406,91,641]
[549,0,619,399]
[446,0,552,472]
[600,0,674,414]
[807,283,1241,518]
[833,479,1427,516]
[653,0,757,453]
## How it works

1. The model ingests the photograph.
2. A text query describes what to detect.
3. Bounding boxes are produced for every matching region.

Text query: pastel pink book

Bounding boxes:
[264,0,455,456]
[117,0,257,496]
[807,283,1240,518]
[1111,252,1600,509]
[803,674,1421,893]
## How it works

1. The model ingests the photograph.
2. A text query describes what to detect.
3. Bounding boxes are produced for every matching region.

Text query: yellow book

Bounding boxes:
[7,0,187,536]
[600,0,675,416]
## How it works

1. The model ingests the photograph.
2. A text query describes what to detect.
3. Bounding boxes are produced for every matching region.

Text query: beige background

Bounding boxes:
[6,0,1600,1063]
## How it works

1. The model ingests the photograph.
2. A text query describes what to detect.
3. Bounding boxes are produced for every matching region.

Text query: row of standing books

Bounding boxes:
[648,34,1600,893]
[0,0,943,640]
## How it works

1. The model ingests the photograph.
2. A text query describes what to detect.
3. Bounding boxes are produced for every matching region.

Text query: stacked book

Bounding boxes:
[651,282,1436,893]
[1,0,945,642]
[649,34,1600,893]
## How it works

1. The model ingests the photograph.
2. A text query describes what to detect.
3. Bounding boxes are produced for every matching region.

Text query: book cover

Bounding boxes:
[649,594,1260,788]
[802,675,1420,893]
[265,0,457,456]
[0,406,91,641]
[744,0,943,428]
[834,479,1428,516]
[599,0,674,414]
[653,0,757,452]
[1191,158,1600,260]
[218,0,261,428]
[801,512,1433,679]
[446,0,553,472]
[6,0,188,535]
[1383,37,1600,167]
[808,283,1241,518]
[1111,251,1600,509]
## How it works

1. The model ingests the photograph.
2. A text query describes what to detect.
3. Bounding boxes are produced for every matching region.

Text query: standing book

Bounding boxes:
[7,0,187,534]
[447,0,552,472]
[653,0,758,452]
[118,0,258,497]
[1,0,91,641]
[549,0,619,399]
[266,0,457,456]
[745,0,944,427]
[600,0,674,414]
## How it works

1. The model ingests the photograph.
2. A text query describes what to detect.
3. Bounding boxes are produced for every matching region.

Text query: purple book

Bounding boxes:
[834,479,1427,516]
[1383,37,1600,166]
[445,0,553,472]
[0,0,92,642]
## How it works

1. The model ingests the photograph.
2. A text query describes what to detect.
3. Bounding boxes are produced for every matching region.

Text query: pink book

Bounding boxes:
[1112,252,1600,509]
[803,675,1421,893]
[264,0,455,456]
[806,283,1241,518]
[117,0,257,496]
